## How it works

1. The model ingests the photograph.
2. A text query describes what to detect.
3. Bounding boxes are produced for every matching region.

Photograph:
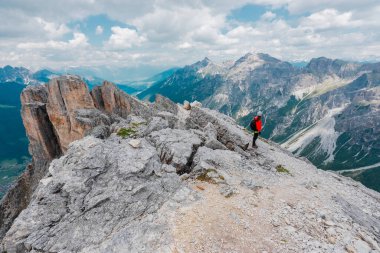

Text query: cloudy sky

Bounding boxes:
[1,0,380,79]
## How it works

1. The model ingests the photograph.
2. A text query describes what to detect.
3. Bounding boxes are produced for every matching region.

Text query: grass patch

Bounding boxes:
[276,165,290,174]
[117,128,137,139]
[196,168,224,184]
[131,122,146,128]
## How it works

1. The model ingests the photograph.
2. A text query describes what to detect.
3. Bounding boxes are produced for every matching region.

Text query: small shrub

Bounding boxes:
[276,165,290,174]
[117,128,137,138]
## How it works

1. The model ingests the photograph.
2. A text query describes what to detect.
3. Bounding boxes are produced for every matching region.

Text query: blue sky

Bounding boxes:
[0,0,379,80]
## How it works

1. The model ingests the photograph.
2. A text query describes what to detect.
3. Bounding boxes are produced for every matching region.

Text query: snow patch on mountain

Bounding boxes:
[282,105,347,163]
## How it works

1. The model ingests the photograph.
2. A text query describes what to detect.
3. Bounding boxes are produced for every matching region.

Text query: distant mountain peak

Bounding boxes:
[188,57,214,71]
[305,56,361,78]
[202,57,211,63]
[233,52,281,68]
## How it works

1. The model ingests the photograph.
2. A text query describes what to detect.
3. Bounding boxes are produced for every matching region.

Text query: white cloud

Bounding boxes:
[106,27,146,49]
[178,42,192,49]
[17,32,88,50]
[300,9,358,30]
[261,11,276,21]
[0,0,379,73]
[35,17,70,38]
[131,7,227,44]
[95,25,103,35]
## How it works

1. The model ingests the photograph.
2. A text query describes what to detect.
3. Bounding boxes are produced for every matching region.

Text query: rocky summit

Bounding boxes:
[1,76,380,253]
[138,53,380,192]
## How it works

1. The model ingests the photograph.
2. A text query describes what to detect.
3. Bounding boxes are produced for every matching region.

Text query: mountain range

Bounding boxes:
[1,54,379,193]
[139,53,380,192]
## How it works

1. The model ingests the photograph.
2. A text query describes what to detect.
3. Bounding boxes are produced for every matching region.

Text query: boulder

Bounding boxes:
[203,122,227,150]
[191,146,242,183]
[183,100,191,110]
[188,107,250,150]
[143,117,169,135]
[129,139,142,148]
[204,138,227,150]
[148,128,203,173]
[156,111,179,129]
[90,125,110,139]
[204,122,218,140]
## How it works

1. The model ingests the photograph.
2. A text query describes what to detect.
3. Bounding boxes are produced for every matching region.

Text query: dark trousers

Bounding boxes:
[252,132,259,146]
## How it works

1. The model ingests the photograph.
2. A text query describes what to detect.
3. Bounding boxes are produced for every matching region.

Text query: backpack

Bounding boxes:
[250,119,256,131]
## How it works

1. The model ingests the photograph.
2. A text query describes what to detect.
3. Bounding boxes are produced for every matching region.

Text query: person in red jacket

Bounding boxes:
[250,111,263,148]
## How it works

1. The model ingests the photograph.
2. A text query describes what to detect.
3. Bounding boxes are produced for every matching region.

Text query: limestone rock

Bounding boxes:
[183,100,191,110]
[202,122,227,150]
[148,128,203,173]
[204,138,227,150]
[204,122,218,140]
[91,81,152,119]
[129,139,142,148]
[21,84,61,161]
[90,125,110,139]
[2,137,184,253]
[188,107,250,150]
[46,76,97,152]
[153,94,179,114]
[190,100,202,108]
[143,116,169,135]
[191,146,242,181]
[156,111,179,129]
[353,239,372,253]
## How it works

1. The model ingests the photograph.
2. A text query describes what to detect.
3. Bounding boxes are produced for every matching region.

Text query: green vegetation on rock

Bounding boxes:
[196,168,225,184]
[276,165,290,174]
[117,128,137,139]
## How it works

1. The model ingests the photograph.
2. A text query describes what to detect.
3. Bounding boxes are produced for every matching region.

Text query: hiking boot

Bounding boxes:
[252,144,258,148]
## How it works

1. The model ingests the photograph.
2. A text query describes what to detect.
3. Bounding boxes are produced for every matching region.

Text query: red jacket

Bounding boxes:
[253,116,262,132]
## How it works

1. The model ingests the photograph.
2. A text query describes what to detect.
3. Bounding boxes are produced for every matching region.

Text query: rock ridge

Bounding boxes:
[1,75,379,253]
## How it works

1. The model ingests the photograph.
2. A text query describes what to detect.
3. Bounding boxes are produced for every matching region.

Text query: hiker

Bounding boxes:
[250,111,263,148]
